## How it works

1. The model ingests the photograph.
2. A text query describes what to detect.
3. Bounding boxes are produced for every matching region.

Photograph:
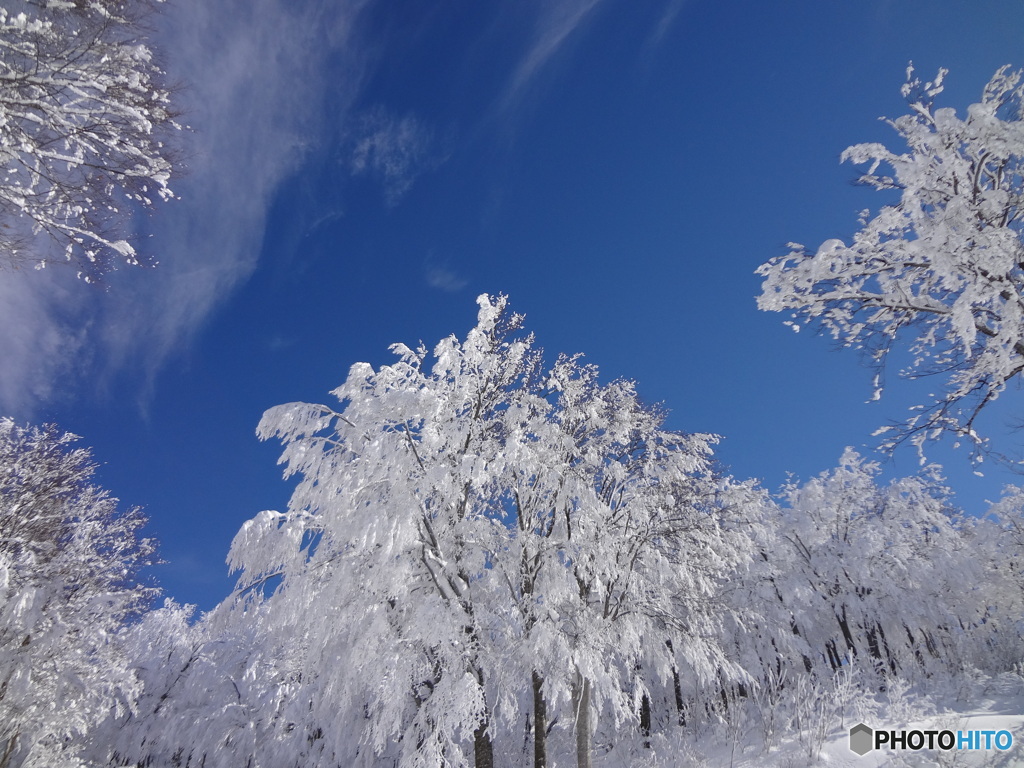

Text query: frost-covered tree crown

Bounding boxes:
[206,294,753,768]
[0,418,156,767]
[63,298,1024,768]
[0,0,178,279]
[757,65,1024,460]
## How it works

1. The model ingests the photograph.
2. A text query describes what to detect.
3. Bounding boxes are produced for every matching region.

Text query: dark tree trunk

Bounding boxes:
[672,666,686,727]
[474,721,494,768]
[665,639,686,727]
[639,691,652,749]
[836,606,858,656]
[826,638,842,671]
[474,666,494,768]
[532,670,547,768]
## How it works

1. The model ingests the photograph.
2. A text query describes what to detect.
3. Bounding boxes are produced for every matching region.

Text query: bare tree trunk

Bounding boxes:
[474,720,494,768]
[639,691,652,748]
[665,640,686,727]
[0,732,17,768]
[672,667,687,726]
[573,673,593,768]
[474,667,494,768]
[532,670,547,768]
[836,607,858,657]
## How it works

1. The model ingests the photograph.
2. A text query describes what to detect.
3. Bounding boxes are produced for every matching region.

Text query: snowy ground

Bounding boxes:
[580,672,1024,768]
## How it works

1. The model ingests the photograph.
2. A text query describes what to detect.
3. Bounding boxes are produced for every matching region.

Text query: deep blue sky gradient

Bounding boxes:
[11,0,1024,610]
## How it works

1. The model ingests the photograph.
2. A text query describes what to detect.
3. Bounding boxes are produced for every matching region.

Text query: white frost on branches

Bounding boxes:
[757,65,1024,458]
[205,295,755,768]
[0,0,176,278]
[0,418,156,768]
[81,299,1024,767]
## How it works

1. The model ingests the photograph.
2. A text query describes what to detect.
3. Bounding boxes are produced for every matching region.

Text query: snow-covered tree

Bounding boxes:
[225,295,755,768]
[769,451,988,681]
[0,0,177,279]
[93,600,307,768]
[971,488,1024,669]
[503,363,754,768]
[757,65,1024,458]
[0,419,156,768]
[225,296,541,768]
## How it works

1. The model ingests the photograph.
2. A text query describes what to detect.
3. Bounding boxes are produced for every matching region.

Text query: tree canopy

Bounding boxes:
[0,0,177,278]
[0,419,155,768]
[758,65,1024,459]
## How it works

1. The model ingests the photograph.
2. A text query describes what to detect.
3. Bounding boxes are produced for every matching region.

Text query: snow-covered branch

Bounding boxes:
[0,0,178,279]
[758,65,1024,460]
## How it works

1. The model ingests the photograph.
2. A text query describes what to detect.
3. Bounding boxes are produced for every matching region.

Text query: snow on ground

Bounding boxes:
[582,672,1024,768]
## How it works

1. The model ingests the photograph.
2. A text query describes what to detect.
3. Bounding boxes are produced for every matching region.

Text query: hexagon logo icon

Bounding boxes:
[849,723,873,756]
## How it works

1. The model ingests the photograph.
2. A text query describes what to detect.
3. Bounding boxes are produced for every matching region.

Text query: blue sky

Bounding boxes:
[3,0,1024,611]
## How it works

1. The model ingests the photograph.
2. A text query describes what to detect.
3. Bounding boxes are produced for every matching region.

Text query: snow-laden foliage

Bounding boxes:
[769,451,991,680]
[758,65,1024,458]
[87,296,1024,766]
[0,418,156,768]
[0,0,176,278]
[92,600,303,768]
[187,295,758,768]
[974,487,1024,666]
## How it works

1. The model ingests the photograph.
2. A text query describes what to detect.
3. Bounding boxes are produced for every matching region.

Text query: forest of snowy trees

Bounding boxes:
[4,295,1024,767]
[2,1,1024,765]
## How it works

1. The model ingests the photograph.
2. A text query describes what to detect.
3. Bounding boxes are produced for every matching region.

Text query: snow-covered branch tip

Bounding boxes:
[757,64,1024,462]
[0,0,180,279]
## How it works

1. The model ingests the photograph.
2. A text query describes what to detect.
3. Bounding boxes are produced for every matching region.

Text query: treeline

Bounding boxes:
[2,296,1022,768]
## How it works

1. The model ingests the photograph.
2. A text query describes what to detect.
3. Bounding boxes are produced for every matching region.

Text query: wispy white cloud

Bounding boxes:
[425,265,468,294]
[0,267,87,417]
[348,108,440,206]
[98,0,370,387]
[501,0,603,110]
[0,0,371,413]
[0,0,611,416]
[633,0,687,76]
[645,0,686,51]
